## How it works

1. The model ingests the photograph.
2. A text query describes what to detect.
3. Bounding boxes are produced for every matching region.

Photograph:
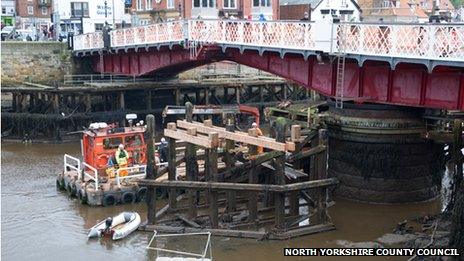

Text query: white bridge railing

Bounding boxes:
[73,32,104,51]
[72,20,464,63]
[82,161,99,190]
[110,21,184,48]
[115,165,147,187]
[188,19,315,50]
[338,23,464,62]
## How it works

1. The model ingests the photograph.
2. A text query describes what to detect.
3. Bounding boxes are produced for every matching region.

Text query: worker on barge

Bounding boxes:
[116,144,129,177]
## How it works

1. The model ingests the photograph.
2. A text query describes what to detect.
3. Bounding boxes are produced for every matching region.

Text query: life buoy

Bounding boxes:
[122,191,135,204]
[102,194,117,206]
[77,189,87,204]
[97,154,109,169]
[136,187,148,202]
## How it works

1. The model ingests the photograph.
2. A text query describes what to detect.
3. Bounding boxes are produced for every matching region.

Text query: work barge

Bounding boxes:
[1,75,311,141]
[139,102,337,240]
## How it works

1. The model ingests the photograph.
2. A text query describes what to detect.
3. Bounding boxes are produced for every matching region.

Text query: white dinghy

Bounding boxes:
[88,211,141,240]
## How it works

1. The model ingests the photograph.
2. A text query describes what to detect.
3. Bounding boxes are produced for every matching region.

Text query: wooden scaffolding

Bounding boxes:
[140,103,337,240]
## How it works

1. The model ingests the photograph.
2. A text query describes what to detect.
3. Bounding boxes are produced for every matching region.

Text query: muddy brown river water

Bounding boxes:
[1,142,443,261]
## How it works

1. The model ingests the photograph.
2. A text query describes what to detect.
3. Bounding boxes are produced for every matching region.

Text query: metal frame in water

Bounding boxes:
[147,231,212,261]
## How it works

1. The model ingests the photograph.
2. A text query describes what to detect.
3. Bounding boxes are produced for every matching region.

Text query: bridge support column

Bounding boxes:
[326,104,442,203]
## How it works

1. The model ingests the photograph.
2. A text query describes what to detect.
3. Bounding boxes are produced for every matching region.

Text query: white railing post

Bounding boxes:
[116,169,121,187]
[391,25,397,56]
[359,25,365,54]
[238,21,244,45]
[82,161,98,190]
[428,25,435,58]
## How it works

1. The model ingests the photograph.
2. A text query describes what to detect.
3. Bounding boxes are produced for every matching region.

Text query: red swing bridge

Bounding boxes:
[72,19,464,110]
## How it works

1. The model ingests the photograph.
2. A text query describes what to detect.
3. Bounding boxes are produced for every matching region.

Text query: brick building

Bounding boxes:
[130,0,279,23]
[280,0,360,21]
[16,0,53,29]
[358,0,429,22]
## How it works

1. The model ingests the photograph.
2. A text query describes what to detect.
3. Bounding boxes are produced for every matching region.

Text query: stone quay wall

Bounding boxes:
[1,42,77,85]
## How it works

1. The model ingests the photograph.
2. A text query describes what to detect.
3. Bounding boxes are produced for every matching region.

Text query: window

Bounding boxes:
[382,0,390,7]
[2,7,5,14]
[320,9,330,14]
[95,23,104,31]
[27,6,34,15]
[146,0,152,10]
[253,0,270,7]
[71,2,89,17]
[137,0,143,10]
[103,137,123,150]
[125,135,143,148]
[224,0,236,8]
[197,0,215,7]
[167,0,175,9]
[41,7,47,15]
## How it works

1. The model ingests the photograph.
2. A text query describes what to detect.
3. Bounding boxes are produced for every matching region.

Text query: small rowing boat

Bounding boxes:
[88,211,141,240]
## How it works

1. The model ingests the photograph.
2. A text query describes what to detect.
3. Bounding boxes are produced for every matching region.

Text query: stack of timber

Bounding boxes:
[139,104,338,240]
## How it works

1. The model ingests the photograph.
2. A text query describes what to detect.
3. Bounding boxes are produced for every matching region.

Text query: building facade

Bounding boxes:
[1,0,16,26]
[280,0,360,21]
[419,0,455,19]
[54,0,132,34]
[358,0,428,22]
[130,0,279,23]
[16,0,53,29]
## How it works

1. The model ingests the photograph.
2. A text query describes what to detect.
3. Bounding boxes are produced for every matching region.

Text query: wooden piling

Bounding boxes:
[185,102,198,218]
[289,125,301,216]
[168,132,177,210]
[208,132,219,229]
[274,117,287,230]
[119,91,125,110]
[454,120,463,187]
[146,91,152,110]
[146,114,157,225]
[85,94,91,112]
[225,119,237,212]
[175,88,181,106]
[248,128,259,223]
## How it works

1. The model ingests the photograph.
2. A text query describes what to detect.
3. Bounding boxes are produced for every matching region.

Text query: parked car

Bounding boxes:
[1,26,14,40]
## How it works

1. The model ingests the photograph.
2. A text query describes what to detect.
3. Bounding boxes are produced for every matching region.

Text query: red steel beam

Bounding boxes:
[91,48,464,110]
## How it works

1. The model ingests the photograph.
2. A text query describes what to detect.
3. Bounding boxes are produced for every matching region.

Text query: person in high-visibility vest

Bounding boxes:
[115,144,129,177]
[252,122,264,154]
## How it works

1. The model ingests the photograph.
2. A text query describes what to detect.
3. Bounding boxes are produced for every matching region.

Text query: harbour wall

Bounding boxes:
[0,42,87,85]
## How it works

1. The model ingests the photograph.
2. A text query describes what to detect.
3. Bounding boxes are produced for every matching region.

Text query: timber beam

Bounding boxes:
[139,178,338,192]
[176,120,295,151]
